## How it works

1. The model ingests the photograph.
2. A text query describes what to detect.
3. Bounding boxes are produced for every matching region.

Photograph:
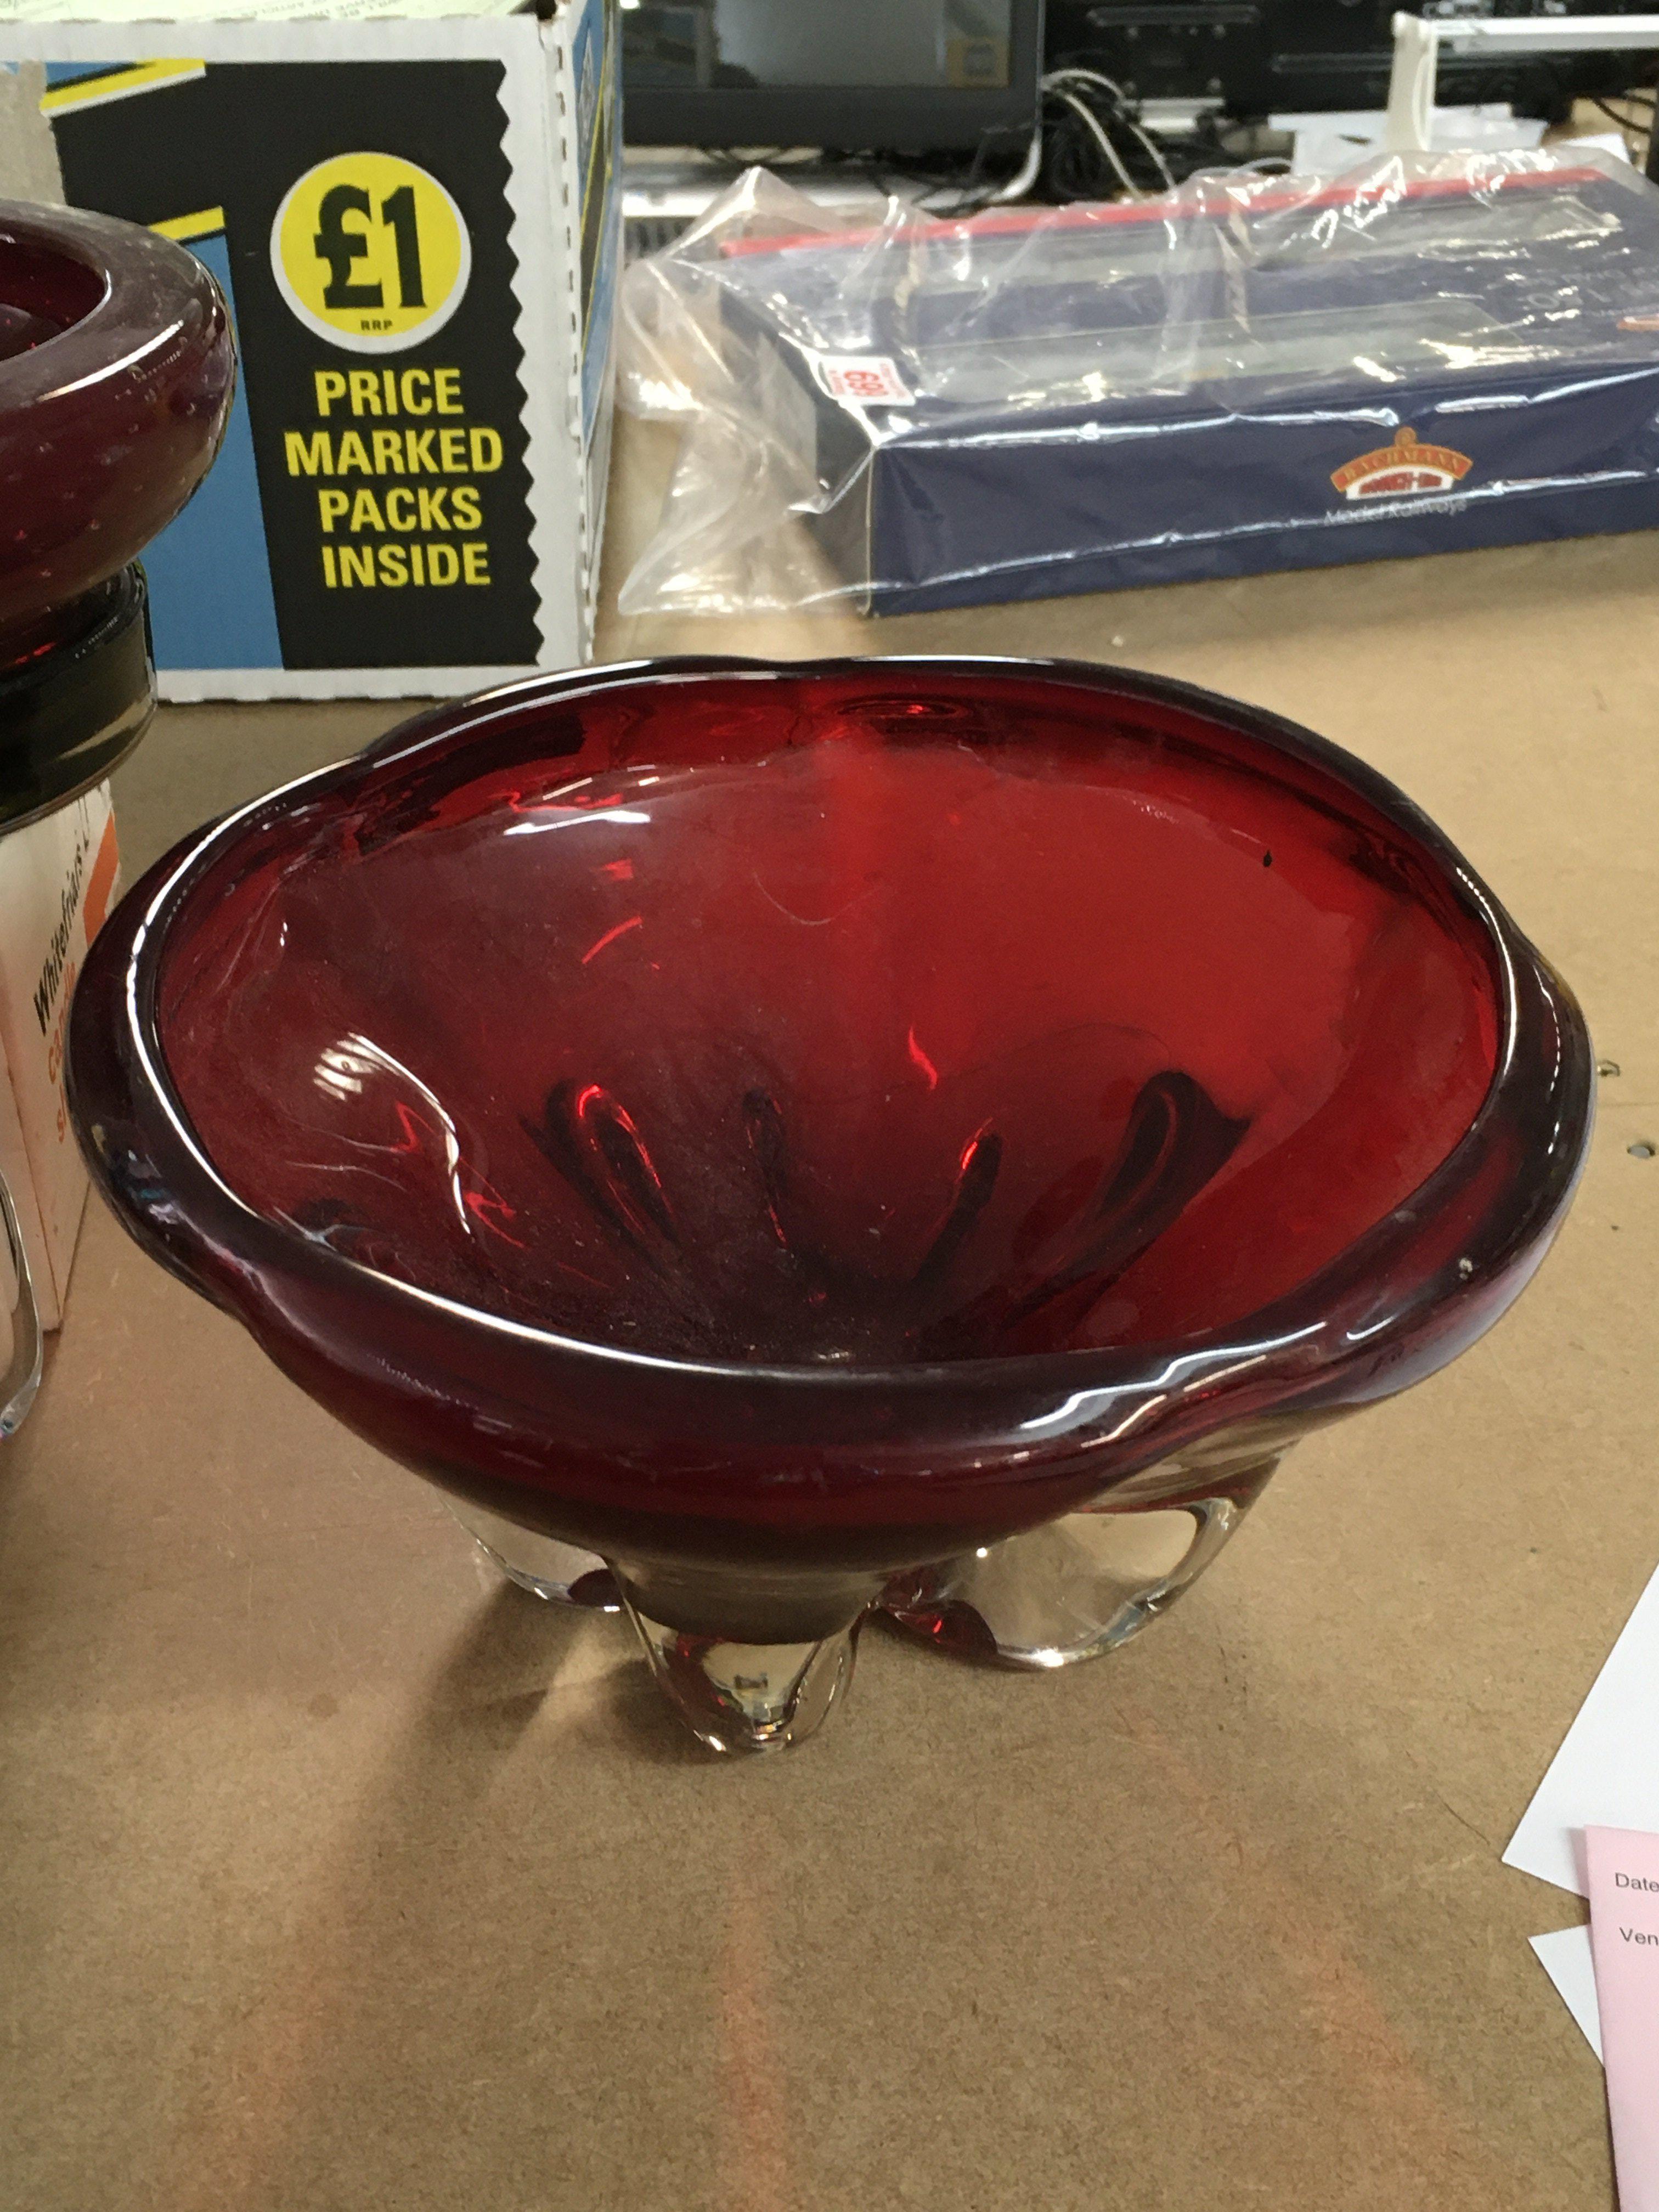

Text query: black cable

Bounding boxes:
[918,145,1002,218]
[1045,68,1174,188]
[689,92,1251,219]
[1592,94,1655,133]
[1039,73,1175,202]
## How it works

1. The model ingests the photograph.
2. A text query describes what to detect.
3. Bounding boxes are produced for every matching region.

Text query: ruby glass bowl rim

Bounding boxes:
[0,198,236,636]
[74,654,1592,1410]
[0,198,194,410]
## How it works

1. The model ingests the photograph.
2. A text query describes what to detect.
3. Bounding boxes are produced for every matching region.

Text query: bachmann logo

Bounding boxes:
[1330,425,1473,502]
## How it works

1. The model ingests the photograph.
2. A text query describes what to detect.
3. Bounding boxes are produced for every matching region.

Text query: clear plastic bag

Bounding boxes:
[615,149,1659,618]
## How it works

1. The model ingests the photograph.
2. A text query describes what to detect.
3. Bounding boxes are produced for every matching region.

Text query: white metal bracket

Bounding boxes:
[1386,11,1659,152]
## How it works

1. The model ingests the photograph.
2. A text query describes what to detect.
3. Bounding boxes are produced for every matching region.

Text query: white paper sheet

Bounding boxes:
[1532,1925,1604,2061]
[1557,131,1635,166]
[1506,1563,1659,1897]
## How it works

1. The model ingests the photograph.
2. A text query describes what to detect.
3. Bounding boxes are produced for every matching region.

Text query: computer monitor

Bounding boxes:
[622,0,1045,154]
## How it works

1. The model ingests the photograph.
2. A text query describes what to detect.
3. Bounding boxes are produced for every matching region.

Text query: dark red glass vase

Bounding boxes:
[66,658,1592,1752]
[0,198,233,827]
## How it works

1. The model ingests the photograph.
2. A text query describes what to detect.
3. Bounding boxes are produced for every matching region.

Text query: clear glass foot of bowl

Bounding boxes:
[447,1499,619,1610]
[882,1445,1288,1669]
[606,1556,880,1755]
[620,1603,860,1756]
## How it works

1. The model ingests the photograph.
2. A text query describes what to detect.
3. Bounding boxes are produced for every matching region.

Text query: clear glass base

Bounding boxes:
[447,1499,619,1610]
[449,1506,864,1753]
[619,1602,860,1755]
[445,1435,1301,1748]
[883,1447,1285,1669]
[606,1555,882,1755]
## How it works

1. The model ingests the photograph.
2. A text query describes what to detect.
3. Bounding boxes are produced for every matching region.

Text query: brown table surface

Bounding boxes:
[3,411,1654,2212]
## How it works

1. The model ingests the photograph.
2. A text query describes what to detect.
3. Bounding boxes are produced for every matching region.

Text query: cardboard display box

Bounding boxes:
[0,783,119,1331]
[0,5,621,698]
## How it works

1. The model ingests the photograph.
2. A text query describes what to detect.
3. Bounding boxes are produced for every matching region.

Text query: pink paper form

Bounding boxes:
[1586,1827,1659,2208]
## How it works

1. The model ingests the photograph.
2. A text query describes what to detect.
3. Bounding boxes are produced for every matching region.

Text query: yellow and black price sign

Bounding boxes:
[270,151,471,354]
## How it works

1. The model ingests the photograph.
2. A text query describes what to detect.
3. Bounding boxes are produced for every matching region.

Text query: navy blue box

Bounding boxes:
[715,160,1659,613]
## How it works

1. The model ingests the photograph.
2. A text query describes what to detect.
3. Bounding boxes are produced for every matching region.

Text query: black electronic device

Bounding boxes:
[622,0,1043,153]
[1046,1,1659,120]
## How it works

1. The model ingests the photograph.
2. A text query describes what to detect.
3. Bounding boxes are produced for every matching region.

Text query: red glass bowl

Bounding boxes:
[66,658,1592,1752]
[0,198,234,655]
[0,199,233,832]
